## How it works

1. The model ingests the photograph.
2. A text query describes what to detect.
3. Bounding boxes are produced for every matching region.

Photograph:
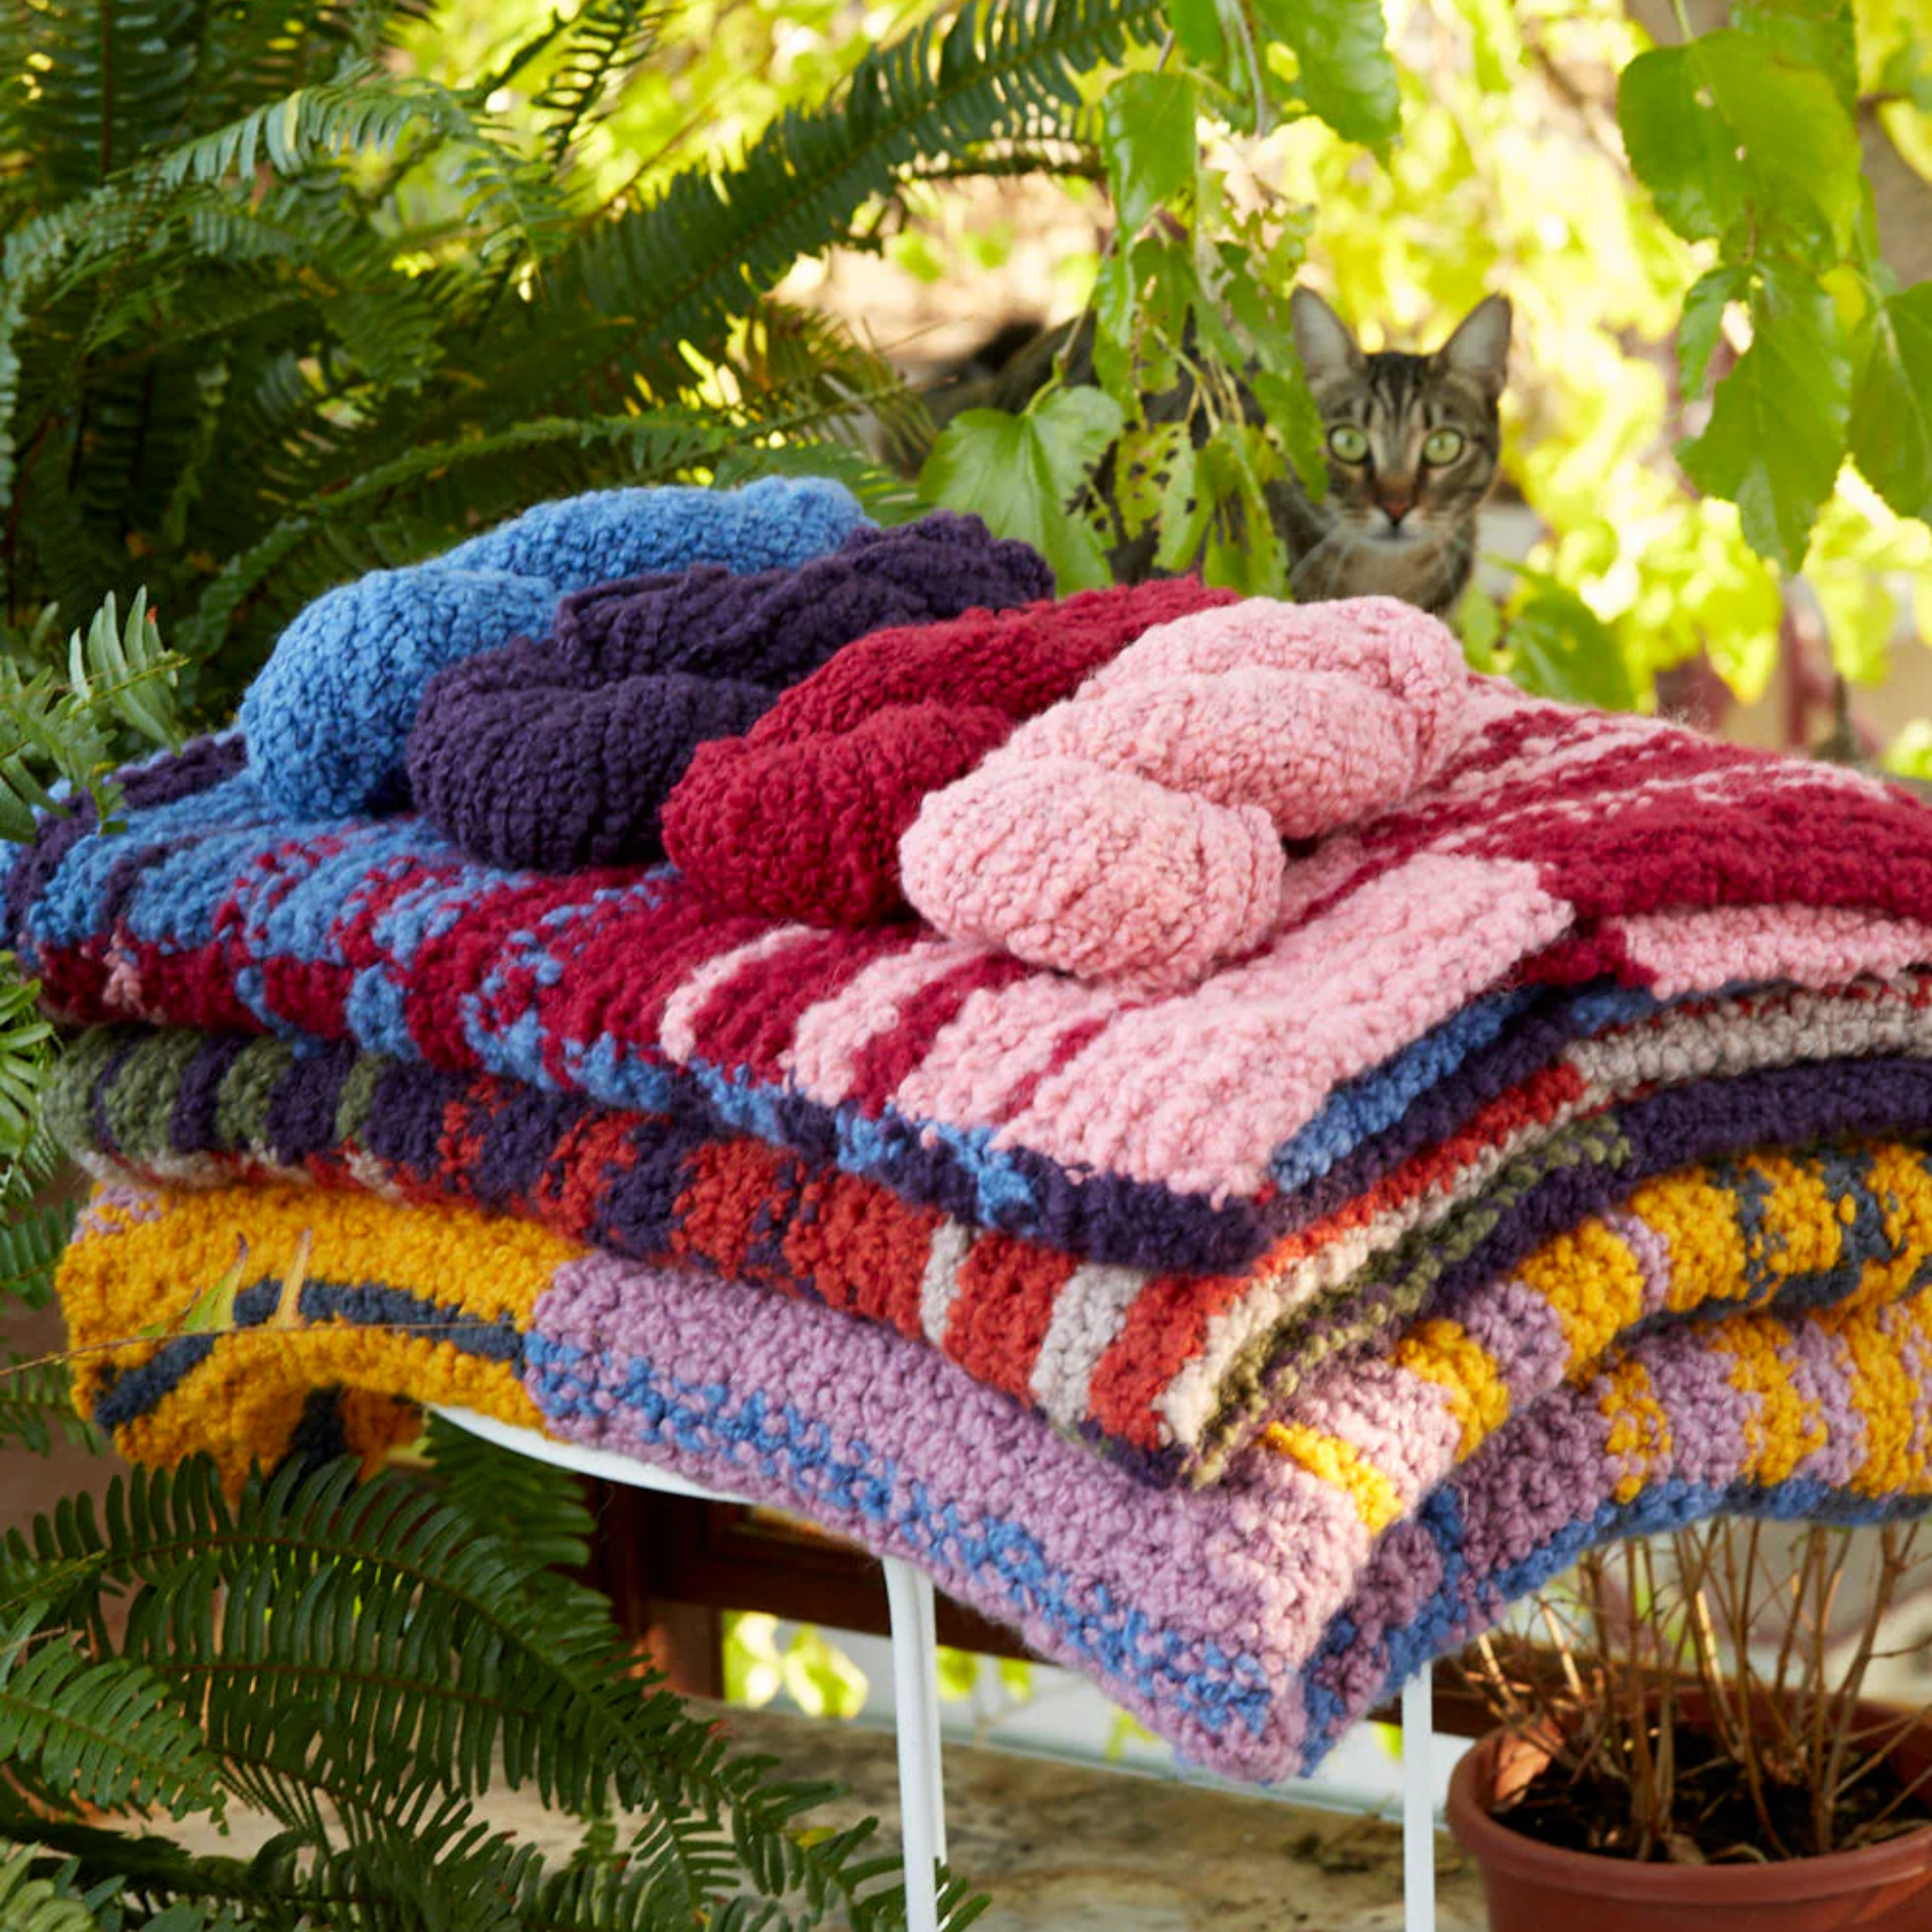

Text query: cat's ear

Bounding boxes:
[1438,294,1512,401]
[1291,287,1364,384]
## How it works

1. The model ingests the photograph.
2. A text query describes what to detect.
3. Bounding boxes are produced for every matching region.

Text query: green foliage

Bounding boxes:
[1254,0,1401,150]
[1617,3,1932,579]
[1100,71,1199,231]
[0,1458,986,1929]
[1677,262,1855,574]
[1852,280,1932,522]
[1619,30,1860,266]
[914,0,1383,596]
[1,0,1153,724]
[422,1409,597,1574]
[1497,573,1641,712]
[922,389,1126,587]
[724,1614,872,1721]
[907,1,1932,714]
[0,1848,207,1932]
[0,1606,218,1819]
[0,592,182,844]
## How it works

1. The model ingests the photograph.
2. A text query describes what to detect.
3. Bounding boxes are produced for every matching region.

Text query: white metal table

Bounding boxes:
[432,1405,1439,1932]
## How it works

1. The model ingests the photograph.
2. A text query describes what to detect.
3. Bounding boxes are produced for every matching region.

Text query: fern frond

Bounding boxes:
[155,71,436,187]
[13,3,199,195]
[4,1458,981,1927]
[423,1412,595,1575]
[0,1848,122,1932]
[0,1605,219,1817]
[534,2,663,174]
[65,590,184,754]
[0,1357,101,1460]
[559,0,1157,381]
[0,1804,302,1928]
[153,71,572,266]
[0,1198,78,1317]
[0,965,57,1158]
[1,1124,72,1215]
[181,2,426,134]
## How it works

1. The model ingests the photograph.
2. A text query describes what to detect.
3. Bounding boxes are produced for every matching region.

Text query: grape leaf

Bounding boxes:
[1506,575,1639,712]
[1850,281,1932,523]
[1167,0,1227,69]
[1677,264,1748,399]
[1101,73,1198,236]
[1252,0,1401,150]
[920,390,1126,591]
[1678,263,1852,573]
[1732,0,1857,113]
[1617,30,1859,265]
[1114,422,1192,538]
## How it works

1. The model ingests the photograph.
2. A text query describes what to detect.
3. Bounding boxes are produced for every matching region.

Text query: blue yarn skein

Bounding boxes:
[240,475,868,820]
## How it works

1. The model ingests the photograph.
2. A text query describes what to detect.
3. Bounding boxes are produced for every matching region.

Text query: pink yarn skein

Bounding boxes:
[899,595,1474,991]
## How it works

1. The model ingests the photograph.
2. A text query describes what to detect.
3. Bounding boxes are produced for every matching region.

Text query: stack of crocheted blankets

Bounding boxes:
[23,474,1932,1785]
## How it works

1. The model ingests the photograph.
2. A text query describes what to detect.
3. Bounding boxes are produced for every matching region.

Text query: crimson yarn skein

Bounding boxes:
[406,511,1052,874]
[660,576,1241,925]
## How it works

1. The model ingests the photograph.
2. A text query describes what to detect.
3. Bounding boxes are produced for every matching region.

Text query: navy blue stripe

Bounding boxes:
[92,1275,522,1430]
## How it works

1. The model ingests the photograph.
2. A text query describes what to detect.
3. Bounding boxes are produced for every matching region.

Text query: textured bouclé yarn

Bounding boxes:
[13,709,1932,1276]
[49,1001,1932,1483]
[59,1156,1932,1782]
[58,1183,558,1486]
[901,596,1474,990]
[405,511,1052,874]
[661,577,1239,924]
[239,475,868,820]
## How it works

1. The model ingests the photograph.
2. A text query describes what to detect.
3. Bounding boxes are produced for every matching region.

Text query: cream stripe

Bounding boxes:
[1029,1263,1148,1430]
[919,1221,974,1349]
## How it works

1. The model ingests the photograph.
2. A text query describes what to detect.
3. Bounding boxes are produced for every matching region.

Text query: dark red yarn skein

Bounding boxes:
[661,576,1241,925]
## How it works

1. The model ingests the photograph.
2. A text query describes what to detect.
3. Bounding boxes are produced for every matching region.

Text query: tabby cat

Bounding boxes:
[1277,288,1510,617]
[924,287,1511,619]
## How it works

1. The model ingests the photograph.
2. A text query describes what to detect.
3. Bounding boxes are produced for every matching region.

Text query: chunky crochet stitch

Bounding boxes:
[239,475,868,820]
[49,991,1932,1483]
[13,709,1932,1274]
[662,577,1240,924]
[58,1153,1932,1781]
[901,597,1474,989]
[407,512,1053,873]
[58,1183,552,1486]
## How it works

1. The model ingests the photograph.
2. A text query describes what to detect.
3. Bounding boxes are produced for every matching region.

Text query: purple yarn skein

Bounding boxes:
[406,509,1052,874]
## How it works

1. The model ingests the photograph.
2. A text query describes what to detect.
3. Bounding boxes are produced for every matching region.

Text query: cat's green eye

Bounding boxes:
[1422,427,1465,465]
[1327,425,1371,464]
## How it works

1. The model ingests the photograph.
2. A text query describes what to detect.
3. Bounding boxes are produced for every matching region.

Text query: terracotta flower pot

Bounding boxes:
[1446,1704,1932,1931]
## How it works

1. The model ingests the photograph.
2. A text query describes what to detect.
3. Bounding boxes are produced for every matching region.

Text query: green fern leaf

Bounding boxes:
[0,1847,122,1932]
[533,1,662,173]
[0,1198,79,1316]
[424,1412,596,1575]
[0,1605,219,1817]
[559,0,1158,382]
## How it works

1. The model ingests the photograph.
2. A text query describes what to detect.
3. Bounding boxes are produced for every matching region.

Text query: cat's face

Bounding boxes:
[1286,289,1510,614]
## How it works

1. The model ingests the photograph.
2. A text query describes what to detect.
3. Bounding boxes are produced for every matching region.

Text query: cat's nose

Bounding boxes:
[1379,496,1413,526]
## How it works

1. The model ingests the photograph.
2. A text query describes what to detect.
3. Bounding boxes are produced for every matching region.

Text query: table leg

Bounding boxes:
[883,1557,947,1931]
[1402,1669,1436,1932]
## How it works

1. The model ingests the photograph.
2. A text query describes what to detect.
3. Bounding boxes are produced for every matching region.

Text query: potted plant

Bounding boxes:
[1446,1523,1932,1929]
